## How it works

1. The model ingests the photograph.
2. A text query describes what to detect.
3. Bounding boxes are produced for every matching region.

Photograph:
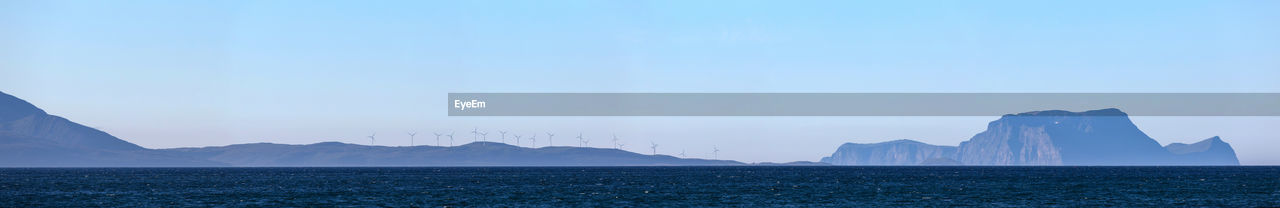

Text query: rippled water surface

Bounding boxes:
[1,167,1278,207]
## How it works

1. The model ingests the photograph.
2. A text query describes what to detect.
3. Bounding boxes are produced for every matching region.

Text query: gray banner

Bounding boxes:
[447,93,1280,116]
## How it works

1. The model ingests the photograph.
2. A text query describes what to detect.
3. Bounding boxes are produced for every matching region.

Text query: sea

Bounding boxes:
[1,166,1277,207]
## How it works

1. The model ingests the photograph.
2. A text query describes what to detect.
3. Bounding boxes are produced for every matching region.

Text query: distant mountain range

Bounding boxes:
[0,91,739,167]
[163,142,740,166]
[0,92,222,167]
[0,91,1242,166]
[821,109,1239,165]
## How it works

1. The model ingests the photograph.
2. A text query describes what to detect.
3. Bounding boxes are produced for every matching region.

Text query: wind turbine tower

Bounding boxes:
[498,130,508,144]
[529,134,538,148]
[513,134,522,146]
[408,132,417,147]
[576,133,585,147]
[612,134,620,149]
[446,132,455,146]
[546,133,555,146]
[432,132,443,146]
[650,141,659,155]
[368,133,376,146]
[471,127,479,143]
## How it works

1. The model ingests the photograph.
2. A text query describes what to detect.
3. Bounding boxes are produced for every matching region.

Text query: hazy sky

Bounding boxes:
[2,0,1278,164]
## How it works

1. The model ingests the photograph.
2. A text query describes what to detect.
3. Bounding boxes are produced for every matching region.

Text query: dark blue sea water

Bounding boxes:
[1,166,1277,207]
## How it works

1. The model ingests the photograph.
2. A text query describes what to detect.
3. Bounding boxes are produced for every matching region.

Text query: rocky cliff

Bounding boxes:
[822,108,1240,165]
[819,140,956,165]
[1164,136,1240,165]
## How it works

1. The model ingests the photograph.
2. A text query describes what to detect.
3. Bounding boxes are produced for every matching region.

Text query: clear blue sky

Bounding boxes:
[2,0,1278,164]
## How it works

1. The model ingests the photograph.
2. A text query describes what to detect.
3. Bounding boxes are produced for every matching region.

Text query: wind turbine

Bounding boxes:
[368,133,376,146]
[612,134,620,149]
[498,130,508,144]
[713,146,720,160]
[471,127,479,143]
[546,132,555,146]
[446,132,455,146]
[513,134,522,146]
[408,132,417,147]
[528,134,538,148]
[432,132,443,146]
[650,141,659,155]
[479,131,489,143]
[679,149,687,158]
[576,133,585,147]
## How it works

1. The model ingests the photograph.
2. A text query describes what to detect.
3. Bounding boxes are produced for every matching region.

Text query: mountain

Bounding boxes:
[0,91,1244,167]
[957,108,1177,165]
[1164,136,1240,165]
[821,109,1240,166]
[0,91,745,167]
[753,161,831,166]
[0,91,223,167]
[162,142,743,166]
[819,140,956,165]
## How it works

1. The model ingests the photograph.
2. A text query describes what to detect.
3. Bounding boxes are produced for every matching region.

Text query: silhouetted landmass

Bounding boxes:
[822,109,1240,166]
[1164,136,1239,165]
[162,142,742,166]
[0,91,1244,167]
[752,161,831,166]
[0,92,223,167]
[0,91,748,167]
[819,140,956,165]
